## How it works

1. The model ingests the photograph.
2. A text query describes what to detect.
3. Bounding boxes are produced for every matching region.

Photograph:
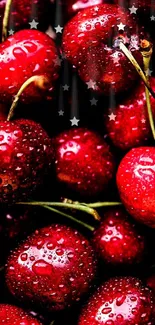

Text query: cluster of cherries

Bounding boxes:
[0,0,155,324]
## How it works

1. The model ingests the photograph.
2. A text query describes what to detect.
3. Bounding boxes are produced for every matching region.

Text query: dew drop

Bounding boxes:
[32,260,53,276]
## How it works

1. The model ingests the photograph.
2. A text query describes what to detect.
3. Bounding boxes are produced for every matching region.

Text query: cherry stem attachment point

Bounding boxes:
[7,75,49,121]
[2,0,12,42]
[140,40,155,140]
[119,42,155,99]
[43,205,95,231]
[17,201,101,221]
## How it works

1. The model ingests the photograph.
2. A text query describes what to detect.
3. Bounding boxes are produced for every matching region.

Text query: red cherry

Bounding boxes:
[0,304,42,324]
[78,277,155,325]
[61,0,106,21]
[53,128,115,197]
[92,207,145,265]
[0,30,59,104]
[147,274,155,293]
[0,119,53,203]
[0,0,51,40]
[105,78,155,150]
[117,147,155,227]
[62,4,143,95]
[6,224,97,311]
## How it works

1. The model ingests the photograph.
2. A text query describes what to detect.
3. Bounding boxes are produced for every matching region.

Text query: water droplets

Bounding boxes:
[32,260,53,276]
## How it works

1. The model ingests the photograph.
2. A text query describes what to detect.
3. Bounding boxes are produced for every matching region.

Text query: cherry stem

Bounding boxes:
[140,40,155,140]
[83,202,122,208]
[17,201,101,221]
[7,75,49,121]
[43,205,95,231]
[49,321,55,325]
[2,0,12,42]
[119,42,155,99]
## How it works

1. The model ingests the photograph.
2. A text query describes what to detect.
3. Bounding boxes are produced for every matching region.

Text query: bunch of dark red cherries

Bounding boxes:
[0,0,155,324]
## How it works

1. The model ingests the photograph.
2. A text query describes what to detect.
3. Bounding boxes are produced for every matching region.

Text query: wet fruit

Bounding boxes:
[6,224,97,311]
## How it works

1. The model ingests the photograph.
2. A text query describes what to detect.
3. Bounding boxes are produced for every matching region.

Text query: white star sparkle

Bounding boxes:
[58,110,64,116]
[29,19,39,29]
[62,84,70,91]
[146,69,153,76]
[151,15,155,21]
[141,118,146,123]
[129,5,138,14]
[8,29,14,35]
[86,79,97,90]
[54,25,63,33]
[117,22,126,31]
[108,113,117,121]
[70,117,80,126]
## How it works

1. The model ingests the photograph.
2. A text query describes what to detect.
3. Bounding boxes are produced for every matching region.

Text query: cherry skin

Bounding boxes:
[105,78,155,151]
[53,128,115,197]
[147,274,155,293]
[61,0,108,21]
[0,0,51,40]
[78,276,155,325]
[0,304,42,324]
[0,30,59,105]
[92,207,145,265]
[62,3,143,96]
[6,224,97,311]
[0,119,54,203]
[117,147,155,227]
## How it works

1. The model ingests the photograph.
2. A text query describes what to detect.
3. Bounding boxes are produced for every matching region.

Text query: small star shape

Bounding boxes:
[108,113,117,121]
[29,19,39,29]
[146,68,153,76]
[58,110,64,116]
[70,116,80,126]
[90,98,98,106]
[141,118,146,123]
[129,5,138,14]
[54,25,63,33]
[94,6,99,11]
[61,52,66,59]
[8,29,14,35]
[86,79,97,90]
[151,15,155,21]
[62,84,69,91]
[53,57,62,66]
[113,56,120,64]
[117,22,126,31]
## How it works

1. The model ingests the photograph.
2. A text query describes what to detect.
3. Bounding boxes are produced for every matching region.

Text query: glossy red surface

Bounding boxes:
[117,147,155,227]
[78,277,155,325]
[105,78,155,150]
[0,0,50,39]
[0,119,53,203]
[53,128,115,197]
[0,304,42,324]
[62,4,142,95]
[92,207,145,265]
[6,224,97,311]
[0,30,59,104]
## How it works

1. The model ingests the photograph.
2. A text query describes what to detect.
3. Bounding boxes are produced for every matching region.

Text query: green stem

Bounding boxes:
[145,87,155,139]
[2,0,12,41]
[140,40,155,140]
[43,206,95,231]
[119,42,155,98]
[17,201,101,221]
[7,75,49,121]
[84,202,122,208]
